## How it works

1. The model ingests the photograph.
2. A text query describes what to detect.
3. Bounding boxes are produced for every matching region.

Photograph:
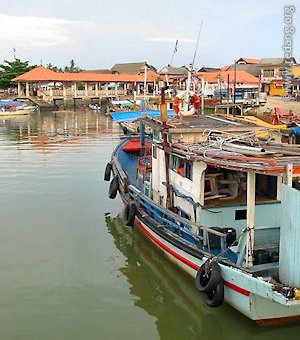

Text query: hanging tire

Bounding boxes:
[104,162,112,181]
[109,175,119,199]
[195,260,221,293]
[123,202,136,226]
[204,279,224,307]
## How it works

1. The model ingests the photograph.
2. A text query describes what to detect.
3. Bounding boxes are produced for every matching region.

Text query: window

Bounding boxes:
[174,206,191,220]
[152,145,157,159]
[235,209,247,220]
[279,68,286,77]
[170,155,193,180]
[263,69,275,77]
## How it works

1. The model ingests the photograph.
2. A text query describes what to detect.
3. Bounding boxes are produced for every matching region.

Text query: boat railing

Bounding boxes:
[128,184,228,254]
[112,156,129,192]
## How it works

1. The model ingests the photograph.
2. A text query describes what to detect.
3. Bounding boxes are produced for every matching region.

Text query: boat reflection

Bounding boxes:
[0,110,120,151]
[104,213,294,340]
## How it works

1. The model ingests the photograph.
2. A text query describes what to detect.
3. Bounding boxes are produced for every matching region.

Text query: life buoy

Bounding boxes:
[204,279,224,307]
[173,90,200,116]
[104,162,112,181]
[109,175,119,199]
[195,260,221,293]
[123,202,136,226]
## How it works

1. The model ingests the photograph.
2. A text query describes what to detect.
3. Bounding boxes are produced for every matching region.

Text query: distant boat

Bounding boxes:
[0,100,37,116]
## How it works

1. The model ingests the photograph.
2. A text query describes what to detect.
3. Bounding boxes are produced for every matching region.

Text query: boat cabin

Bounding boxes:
[136,115,300,272]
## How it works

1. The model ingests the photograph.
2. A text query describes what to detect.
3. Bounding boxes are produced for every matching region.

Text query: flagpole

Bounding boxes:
[169,39,178,67]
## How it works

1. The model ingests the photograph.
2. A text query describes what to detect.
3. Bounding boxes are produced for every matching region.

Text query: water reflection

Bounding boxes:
[105,213,300,340]
[0,109,120,151]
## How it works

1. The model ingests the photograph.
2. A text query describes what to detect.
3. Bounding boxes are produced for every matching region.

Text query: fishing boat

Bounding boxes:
[0,100,37,116]
[104,89,300,325]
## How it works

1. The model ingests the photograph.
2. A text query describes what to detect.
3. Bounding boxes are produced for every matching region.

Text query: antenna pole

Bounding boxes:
[169,39,178,67]
[191,20,203,69]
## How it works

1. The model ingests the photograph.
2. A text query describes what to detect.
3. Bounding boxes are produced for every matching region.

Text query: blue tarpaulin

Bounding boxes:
[290,127,300,136]
[111,110,174,122]
[0,100,24,107]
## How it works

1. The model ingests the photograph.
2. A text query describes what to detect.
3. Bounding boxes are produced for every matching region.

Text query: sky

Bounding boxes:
[0,0,298,71]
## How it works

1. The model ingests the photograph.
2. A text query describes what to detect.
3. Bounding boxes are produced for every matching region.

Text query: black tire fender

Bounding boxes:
[195,260,221,293]
[204,279,224,307]
[104,162,112,181]
[109,175,119,199]
[124,202,136,226]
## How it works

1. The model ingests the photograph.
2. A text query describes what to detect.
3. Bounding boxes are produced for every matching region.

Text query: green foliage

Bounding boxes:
[46,63,63,73]
[64,59,82,73]
[47,59,82,73]
[0,58,35,88]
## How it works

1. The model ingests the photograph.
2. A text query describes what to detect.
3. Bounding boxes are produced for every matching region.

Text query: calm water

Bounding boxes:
[0,110,300,340]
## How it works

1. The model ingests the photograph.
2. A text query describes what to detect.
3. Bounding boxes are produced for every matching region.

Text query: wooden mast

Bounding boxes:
[160,86,173,210]
[246,171,256,267]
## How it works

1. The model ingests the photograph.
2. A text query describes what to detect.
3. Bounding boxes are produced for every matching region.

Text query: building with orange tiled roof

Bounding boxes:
[12,65,161,101]
[196,70,259,86]
[195,70,260,105]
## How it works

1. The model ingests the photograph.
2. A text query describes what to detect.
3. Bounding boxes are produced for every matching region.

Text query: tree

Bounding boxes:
[0,58,36,88]
[46,63,63,72]
[64,59,81,73]
[47,60,82,73]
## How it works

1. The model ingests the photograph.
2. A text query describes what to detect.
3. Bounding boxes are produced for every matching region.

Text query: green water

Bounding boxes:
[0,110,300,340]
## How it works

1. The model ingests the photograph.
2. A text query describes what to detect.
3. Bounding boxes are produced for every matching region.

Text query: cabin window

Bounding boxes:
[170,155,193,180]
[255,174,277,200]
[152,145,157,159]
[235,209,247,220]
[185,161,192,180]
[152,130,162,143]
[174,206,191,220]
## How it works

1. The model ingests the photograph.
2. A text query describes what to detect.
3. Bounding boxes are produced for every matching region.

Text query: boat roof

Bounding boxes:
[141,115,300,175]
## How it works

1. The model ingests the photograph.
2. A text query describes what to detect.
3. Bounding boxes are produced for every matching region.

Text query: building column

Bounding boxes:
[25,82,29,97]
[74,83,77,97]
[85,83,88,97]
[105,83,109,96]
[95,83,99,97]
[63,83,67,99]
[17,82,21,96]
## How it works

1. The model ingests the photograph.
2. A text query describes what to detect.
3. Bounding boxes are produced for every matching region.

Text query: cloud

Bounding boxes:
[0,14,93,49]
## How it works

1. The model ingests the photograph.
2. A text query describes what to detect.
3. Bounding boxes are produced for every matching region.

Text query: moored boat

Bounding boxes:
[105,93,300,324]
[0,100,37,116]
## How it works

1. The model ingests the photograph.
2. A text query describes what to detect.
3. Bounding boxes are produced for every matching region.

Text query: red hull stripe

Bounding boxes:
[136,219,250,297]
[224,281,250,296]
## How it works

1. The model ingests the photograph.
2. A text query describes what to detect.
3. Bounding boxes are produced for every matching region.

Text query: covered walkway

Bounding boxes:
[12,66,160,103]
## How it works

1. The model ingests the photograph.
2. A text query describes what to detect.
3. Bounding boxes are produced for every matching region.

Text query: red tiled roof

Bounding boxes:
[196,70,259,84]
[237,58,261,64]
[13,66,160,83]
[12,66,58,81]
